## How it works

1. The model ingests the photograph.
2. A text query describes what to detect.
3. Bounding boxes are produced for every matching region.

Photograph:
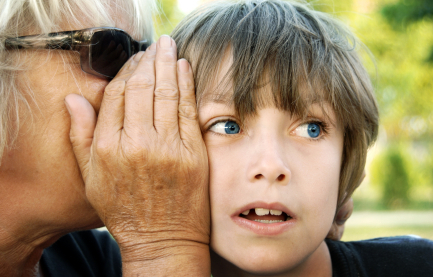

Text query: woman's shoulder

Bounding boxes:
[326,236,433,277]
[41,229,121,277]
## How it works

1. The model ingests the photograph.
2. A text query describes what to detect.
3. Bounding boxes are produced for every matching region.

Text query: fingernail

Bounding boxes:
[178,59,190,73]
[159,35,172,48]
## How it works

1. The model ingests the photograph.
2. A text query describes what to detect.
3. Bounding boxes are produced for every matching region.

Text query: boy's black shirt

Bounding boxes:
[326,236,433,277]
[40,230,433,277]
[40,229,121,277]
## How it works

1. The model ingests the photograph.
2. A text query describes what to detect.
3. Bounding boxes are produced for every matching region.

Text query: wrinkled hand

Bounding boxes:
[64,36,210,272]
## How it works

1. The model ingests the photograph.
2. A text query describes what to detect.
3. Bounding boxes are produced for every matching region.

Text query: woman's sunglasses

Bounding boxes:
[4,27,150,79]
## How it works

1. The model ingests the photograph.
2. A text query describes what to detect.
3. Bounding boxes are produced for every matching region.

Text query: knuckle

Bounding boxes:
[123,145,145,163]
[157,51,176,62]
[154,118,177,130]
[126,74,154,92]
[154,86,178,100]
[105,80,126,97]
[178,102,198,121]
[178,80,194,92]
[120,132,157,164]
[95,138,113,159]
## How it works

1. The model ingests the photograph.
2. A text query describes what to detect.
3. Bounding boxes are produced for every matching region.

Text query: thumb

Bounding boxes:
[64,94,96,180]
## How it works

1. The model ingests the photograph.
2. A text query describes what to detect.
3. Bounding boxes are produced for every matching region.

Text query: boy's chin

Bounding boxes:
[210,246,301,276]
[239,263,296,276]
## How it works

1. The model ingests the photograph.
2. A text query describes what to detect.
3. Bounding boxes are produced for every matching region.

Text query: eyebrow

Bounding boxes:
[198,93,234,108]
[305,103,339,128]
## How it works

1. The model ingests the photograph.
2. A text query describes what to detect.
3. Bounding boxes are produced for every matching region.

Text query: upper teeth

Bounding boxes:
[270,209,283,215]
[241,210,249,215]
[255,208,269,215]
[254,208,283,216]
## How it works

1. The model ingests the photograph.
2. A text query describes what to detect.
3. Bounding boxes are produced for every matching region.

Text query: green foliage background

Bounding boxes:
[154,0,433,210]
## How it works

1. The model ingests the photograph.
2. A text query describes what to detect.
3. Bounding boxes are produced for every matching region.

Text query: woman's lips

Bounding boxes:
[231,201,296,236]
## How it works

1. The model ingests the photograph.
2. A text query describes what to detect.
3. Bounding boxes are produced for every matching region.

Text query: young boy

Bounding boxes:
[171,0,433,276]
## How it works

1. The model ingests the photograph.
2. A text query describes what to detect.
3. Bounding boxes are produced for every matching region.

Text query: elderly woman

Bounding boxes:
[0,0,211,276]
[0,0,352,276]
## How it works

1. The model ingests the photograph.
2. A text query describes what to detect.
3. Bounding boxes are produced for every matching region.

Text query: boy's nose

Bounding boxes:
[246,139,291,186]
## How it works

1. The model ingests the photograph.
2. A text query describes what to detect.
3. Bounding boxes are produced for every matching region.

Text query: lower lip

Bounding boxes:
[231,216,296,236]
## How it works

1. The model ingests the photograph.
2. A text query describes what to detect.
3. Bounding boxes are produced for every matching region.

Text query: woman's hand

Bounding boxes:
[64,36,210,276]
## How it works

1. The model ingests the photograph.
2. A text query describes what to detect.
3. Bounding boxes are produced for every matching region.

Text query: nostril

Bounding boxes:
[255,174,263,180]
[277,174,285,181]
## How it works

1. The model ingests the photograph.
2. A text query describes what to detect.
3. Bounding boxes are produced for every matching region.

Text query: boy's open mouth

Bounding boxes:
[239,208,292,223]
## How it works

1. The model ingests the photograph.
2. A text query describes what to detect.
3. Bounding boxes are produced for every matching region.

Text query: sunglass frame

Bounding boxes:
[4,27,150,79]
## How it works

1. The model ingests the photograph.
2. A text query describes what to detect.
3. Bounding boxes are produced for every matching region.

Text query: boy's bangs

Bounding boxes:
[173,0,357,123]
[199,57,331,122]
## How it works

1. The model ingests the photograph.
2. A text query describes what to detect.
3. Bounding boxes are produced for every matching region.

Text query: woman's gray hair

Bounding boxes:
[172,0,379,209]
[0,0,155,162]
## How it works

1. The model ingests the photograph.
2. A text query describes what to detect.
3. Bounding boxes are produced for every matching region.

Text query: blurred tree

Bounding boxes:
[154,0,185,38]
[371,145,410,209]
[314,0,433,209]
[382,0,433,63]
[313,0,433,141]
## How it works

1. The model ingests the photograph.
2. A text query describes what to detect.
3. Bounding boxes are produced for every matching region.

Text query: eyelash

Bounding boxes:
[205,118,330,140]
[206,118,243,137]
[299,120,329,141]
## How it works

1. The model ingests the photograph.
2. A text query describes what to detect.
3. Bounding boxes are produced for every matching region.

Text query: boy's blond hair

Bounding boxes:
[171,0,379,209]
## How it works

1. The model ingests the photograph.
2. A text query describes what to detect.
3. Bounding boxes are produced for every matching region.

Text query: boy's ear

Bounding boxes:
[326,198,354,241]
[327,170,365,241]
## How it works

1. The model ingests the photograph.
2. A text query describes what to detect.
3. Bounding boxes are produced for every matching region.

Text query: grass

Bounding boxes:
[341,210,433,241]
[342,226,433,241]
[353,199,433,211]
[346,183,433,241]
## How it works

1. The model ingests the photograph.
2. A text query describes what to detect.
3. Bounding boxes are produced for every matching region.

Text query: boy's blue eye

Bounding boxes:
[295,122,321,139]
[210,120,241,134]
[225,121,241,134]
[307,123,320,138]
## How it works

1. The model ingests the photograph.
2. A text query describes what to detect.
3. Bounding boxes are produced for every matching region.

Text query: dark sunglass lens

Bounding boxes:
[90,30,132,78]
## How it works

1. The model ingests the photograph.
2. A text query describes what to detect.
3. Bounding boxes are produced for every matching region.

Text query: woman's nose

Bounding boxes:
[246,138,291,185]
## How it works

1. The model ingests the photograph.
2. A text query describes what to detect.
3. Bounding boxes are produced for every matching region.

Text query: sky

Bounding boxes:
[177,0,201,14]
